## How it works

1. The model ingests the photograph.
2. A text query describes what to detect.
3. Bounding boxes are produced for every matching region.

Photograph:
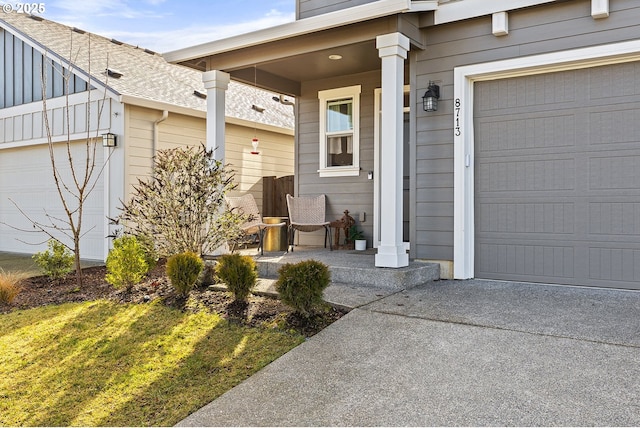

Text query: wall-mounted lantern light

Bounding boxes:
[102,132,117,147]
[422,81,440,112]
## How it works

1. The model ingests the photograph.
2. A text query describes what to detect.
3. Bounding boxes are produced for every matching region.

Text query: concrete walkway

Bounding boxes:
[178,280,640,426]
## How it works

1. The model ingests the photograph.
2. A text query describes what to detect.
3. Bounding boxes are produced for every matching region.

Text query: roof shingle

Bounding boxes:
[0,13,294,130]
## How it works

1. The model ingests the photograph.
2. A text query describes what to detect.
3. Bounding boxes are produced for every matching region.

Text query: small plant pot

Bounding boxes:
[354,239,367,251]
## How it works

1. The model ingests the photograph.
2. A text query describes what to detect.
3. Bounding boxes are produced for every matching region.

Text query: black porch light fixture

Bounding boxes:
[102,132,117,147]
[422,81,440,112]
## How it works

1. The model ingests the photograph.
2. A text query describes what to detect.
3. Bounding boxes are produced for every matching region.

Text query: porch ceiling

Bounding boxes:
[232,40,380,94]
[173,16,422,96]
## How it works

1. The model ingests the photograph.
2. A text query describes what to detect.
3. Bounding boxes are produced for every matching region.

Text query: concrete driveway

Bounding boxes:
[178,280,640,426]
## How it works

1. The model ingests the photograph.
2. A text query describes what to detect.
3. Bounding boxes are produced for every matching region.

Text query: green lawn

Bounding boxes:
[0,300,304,426]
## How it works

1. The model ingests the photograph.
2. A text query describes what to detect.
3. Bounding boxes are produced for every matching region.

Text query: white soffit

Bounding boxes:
[164,0,437,63]
[435,0,559,25]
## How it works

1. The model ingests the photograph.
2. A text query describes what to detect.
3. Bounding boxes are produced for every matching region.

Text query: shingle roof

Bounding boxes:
[0,13,294,130]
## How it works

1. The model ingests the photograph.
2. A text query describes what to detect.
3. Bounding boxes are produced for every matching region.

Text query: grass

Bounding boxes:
[0,300,305,426]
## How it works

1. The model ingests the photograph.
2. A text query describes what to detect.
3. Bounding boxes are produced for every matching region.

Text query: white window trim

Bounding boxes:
[318,85,361,177]
[453,39,640,280]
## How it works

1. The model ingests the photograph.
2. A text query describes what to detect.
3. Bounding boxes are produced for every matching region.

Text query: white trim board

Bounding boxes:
[164,0,437,63]
[452,39,640,280]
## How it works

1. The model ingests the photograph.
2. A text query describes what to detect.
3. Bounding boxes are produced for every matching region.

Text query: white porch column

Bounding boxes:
[375,32,410,268]
[202,70,230,161]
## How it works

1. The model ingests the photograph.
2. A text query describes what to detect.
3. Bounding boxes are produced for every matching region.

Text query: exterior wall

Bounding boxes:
[124,105,206,198]
[298,70,379,245]
[225,123,294,213]
[297,0,376,19]
[124,105,294,213]
[413,0,640,262]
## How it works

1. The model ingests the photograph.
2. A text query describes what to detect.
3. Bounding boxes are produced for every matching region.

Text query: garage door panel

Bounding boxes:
[477,158,576,192]
[589,247,640,284]
[476,113,576,153]
[477,242,575,280]
[477,201,575,235]
[475,62,640,289]
[589,201,640,236]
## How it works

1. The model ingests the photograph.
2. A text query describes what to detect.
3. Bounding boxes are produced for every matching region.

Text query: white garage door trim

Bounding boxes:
[453,39,640,279]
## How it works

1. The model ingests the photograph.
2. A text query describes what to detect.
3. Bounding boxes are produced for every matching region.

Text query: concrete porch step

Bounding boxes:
[248,247,440,291]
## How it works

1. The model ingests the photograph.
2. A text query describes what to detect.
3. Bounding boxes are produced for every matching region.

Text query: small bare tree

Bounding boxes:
[6,33,112,287]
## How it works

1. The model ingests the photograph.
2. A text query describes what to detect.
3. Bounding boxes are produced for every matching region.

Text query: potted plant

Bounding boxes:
[348,225,367,251]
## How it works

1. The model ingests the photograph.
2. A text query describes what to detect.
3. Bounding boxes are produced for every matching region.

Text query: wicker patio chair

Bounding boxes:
[285,194,332,252]
[226,194,286,255]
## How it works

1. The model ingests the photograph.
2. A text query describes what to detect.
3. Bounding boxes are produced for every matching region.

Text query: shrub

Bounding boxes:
[166,252,204,297]
[215,254,258,302]
[0,269,24,304]
[106,236,149,291]
[275,260,331,316]
[33,239,74,281]
[119,145,248,257]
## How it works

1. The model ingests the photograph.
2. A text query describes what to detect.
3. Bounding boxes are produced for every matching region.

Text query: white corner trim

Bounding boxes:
[164,0,435,62]
[453,39,640,280]
[592,0,609,19]
[492,12,509,36]
[435,0,557,25]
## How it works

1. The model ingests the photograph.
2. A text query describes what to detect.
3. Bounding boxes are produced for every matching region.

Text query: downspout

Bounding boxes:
[152,110,169,174]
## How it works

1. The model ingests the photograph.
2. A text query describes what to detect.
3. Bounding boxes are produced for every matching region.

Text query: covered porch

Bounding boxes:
[165,1,437,269]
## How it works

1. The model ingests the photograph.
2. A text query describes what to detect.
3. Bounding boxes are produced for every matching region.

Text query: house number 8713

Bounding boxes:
[454,98,461,137]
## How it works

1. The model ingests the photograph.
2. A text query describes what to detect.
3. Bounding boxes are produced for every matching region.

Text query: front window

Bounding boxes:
[318,86,360,177]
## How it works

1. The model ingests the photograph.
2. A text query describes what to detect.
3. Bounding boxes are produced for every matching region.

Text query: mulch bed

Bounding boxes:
[1,260,348,337]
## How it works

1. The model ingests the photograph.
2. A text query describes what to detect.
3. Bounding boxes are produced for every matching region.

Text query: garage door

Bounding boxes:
[0,142,105,260]
[474,62,640,289]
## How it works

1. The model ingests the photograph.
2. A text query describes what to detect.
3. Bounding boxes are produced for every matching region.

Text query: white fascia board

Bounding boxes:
[226,117,294,137]
[0,89,117,120]
[0,130,112,150]
[164,0,437,63]
[435,0,559,25]
[119,95,206,119]
[119,95,294,135]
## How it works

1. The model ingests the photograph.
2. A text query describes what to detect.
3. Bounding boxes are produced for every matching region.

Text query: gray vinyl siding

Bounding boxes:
[297,0,376,19]
[413,0,640,262]
[298,71,380,242]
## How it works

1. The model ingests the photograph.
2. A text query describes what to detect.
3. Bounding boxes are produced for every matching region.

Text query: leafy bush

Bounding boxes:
[33,239,74,281]
[166,252,204,297]
[106,236,149,291]
[119,145,248,257]
[275,260,331,316]
[215,254,258,302]
[0,269,24,304]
